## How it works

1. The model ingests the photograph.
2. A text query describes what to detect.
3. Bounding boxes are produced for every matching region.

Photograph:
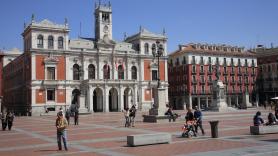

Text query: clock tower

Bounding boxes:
[95,2,113,42]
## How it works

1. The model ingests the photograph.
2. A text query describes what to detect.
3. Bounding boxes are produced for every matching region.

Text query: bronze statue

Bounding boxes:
[214,63,220,81]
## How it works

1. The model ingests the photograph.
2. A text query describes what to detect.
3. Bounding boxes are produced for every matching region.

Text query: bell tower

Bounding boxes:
[95,1,112,42]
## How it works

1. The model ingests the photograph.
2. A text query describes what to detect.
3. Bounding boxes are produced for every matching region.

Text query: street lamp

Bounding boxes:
[152,41,164,88]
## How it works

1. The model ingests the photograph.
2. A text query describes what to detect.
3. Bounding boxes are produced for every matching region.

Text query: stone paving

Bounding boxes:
[1,107,278,156]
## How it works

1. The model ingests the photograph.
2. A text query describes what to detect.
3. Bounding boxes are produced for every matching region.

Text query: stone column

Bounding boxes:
[104,86,109,112]
[197,97,201,109]
[228,97,232,107]
[88,86,94,112]
[206,97,209,108]
[255,93,259,107]
[119,86,123,111]
[188,94,192,109]
[236,96,239,107]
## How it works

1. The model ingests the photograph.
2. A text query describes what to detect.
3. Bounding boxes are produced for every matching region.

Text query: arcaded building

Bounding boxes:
[3,3,168,115]
[168,43,257,110]
[256,46,278,104]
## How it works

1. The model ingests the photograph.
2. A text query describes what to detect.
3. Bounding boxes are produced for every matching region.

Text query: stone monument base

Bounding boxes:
[142,115,170,123]
[78,95,90,114]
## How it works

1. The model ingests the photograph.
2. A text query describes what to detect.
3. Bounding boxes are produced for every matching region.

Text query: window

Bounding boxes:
[209,76,212,82]
[238,67,241,73]
[209,65,212,73]
[103,64,110,79]
[232,76,235,82]
[118,65,124,79]
[224,67,227,73]
[192,56,195,64]
[193,85,197,93]
[224,58,226,65]
[58,37,64,49]
[268,65,271,72]
[183,56,186,64]
[144,43,149,54]
[102,13,109,22]
[37,35,43,48]
[245,59,248,66]
[238,59,241,66]
[200,56,204,64]
[201,76,205,82]
[202,86,205,93]
[152,70,158,80]
[232,86,235,93]
[192,75,196,82]
[252,67,255,75]
[47,89,55,101]
[239,76,242,83]
[224,76,227,83]
[88,64,95,79]
[200,65,204,73]
[48,36,54,49]
[231,58,234,65]
[231,67,234,73]
[245,67,248,73]
[192,65,196,73]
[176,58,180,66]
[47,67,55,80]
[208,57,211,64]
[131,66,137,80]
[216,57,219,64]
[73,64,80,80]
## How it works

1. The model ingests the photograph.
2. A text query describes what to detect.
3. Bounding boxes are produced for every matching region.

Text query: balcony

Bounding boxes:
[223,71,228,75]
[207,70,213,75]
[223,80,229,84]
[230,81,236,85]
[237,81,242,85]
[244,73,249,76]
[199,80,206,85]
[230,71,235,76]
[191,80,197,85]
[191,70,197,74]
[237,72,242,76]
[251,72,256,76]
[199,70,205,75]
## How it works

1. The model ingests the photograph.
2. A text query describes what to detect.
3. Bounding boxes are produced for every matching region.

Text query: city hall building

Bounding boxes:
[168,43,257,110]
[3,3,168,115]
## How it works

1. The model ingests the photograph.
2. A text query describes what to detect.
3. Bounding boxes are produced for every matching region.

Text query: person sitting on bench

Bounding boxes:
[253,111,264,126]
[266,112,277,126]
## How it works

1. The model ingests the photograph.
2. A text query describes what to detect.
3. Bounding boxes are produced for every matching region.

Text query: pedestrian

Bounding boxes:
[129,105,136,127]
[165,107,178,122]
[193,106,205,135]
[65,109,70,125]
[275,106,278,119]
[253,111,264,126]
[1,112,7,131]
[74,109,79,125]
[266,112,277,126]
[122,107,130,127]
[263,101,267,110]
[6,112,14,131]
[185,108,194,122]
[56,112,68,151]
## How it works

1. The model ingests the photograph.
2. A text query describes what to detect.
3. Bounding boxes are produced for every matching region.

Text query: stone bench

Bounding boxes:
[250,125,278,135]
[127,133,171,146]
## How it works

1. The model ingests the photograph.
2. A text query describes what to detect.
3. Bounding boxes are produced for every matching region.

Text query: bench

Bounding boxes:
[127,133,171,146]
[250,125,278,135]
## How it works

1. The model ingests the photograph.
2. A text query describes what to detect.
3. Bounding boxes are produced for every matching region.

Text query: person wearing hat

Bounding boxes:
[56,112,68,151]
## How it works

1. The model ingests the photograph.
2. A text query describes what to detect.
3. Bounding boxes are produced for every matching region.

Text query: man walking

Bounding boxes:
[56,112,68,151]
[74,109,79,125]
[194,106,205,135]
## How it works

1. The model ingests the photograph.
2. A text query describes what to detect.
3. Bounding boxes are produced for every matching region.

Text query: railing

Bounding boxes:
[200,70,205,75]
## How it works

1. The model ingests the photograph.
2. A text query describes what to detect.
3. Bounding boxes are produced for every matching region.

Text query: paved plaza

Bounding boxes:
[1,108,278,156]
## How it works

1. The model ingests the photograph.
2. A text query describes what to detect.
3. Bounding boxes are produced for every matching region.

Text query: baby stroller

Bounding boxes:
[181,120,196,138]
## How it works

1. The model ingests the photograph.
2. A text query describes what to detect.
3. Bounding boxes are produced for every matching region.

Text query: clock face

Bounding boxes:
[103,25,108,33]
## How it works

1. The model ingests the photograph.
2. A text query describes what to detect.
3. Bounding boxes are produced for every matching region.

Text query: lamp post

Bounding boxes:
[152,41,164,88]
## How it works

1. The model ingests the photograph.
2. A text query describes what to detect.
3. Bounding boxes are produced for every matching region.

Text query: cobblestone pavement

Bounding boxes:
[1,107,278,156]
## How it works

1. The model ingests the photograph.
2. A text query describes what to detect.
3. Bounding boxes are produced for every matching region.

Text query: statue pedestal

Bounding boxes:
[211,80,229,112]
[240,92,252,109]
[143,87,168,122]
[78,95,89,114]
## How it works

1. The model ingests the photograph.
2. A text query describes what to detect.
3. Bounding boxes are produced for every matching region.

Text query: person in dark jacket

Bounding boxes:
[194,107,205,135]
[266,112,277,126]
[253,111,264,126]
[185,108,194,122]
[6,112,14,130]
[74,109,79,125]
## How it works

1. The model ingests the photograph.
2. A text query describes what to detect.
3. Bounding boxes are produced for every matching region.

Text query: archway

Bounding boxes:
[124,88,133,110]
[71,89,81,111]
[109,88,118,112]
[93,88,103,112]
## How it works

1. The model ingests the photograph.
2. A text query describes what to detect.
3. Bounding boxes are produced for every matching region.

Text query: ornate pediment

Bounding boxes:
[44,55,59,64]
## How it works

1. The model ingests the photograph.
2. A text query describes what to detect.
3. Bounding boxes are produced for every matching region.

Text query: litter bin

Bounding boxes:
[209,120,219,138]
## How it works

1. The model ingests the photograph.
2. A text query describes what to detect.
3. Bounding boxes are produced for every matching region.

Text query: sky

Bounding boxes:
[0,0,278,53]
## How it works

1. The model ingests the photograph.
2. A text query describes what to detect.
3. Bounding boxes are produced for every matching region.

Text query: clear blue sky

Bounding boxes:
[1,0,278,53]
